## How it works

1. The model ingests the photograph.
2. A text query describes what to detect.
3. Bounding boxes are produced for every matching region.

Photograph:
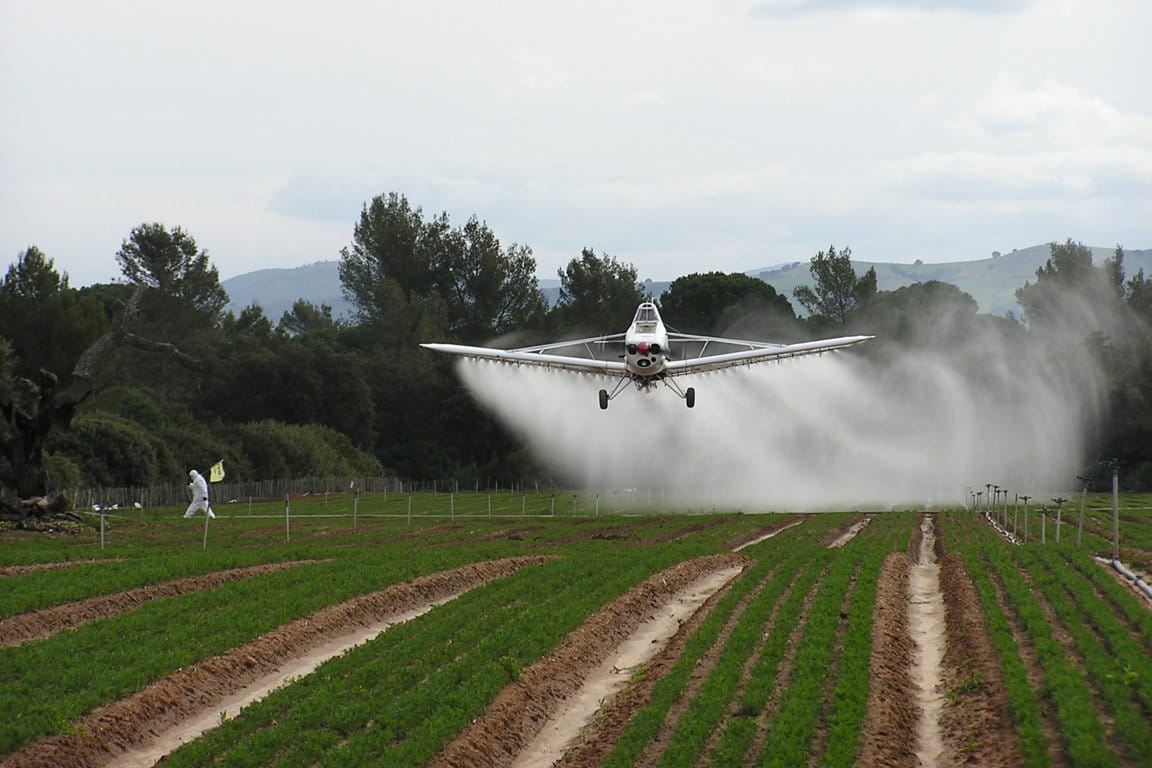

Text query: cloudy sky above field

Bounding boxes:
[2,0,1150,287]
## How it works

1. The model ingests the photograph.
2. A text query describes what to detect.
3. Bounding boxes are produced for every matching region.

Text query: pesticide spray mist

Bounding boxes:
[457,316,1107,510]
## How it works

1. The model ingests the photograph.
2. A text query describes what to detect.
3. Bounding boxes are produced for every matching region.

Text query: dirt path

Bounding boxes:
[0,561,316,647]
[732,519,803,551]
[858,552,916,768]
[829,517,871,547]
[2,556,555,768]
[509,564,746,768]
[908,513,947,767]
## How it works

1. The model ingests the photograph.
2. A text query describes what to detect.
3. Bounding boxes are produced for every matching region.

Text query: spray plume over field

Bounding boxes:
[458,320,1106,508]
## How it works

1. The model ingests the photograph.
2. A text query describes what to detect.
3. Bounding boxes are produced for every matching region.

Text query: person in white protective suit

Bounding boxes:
[184,469,215,518]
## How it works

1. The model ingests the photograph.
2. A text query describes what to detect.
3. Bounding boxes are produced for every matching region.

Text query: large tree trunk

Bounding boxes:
[0,285,200,517]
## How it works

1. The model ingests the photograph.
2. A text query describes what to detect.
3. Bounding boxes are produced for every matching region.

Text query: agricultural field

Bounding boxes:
[1,492,1150,767]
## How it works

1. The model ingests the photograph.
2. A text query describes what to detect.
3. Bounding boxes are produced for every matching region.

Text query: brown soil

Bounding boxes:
[820,514,868,547]
[857,552,917,768]
[1,556,555,768]
[938,552,1021,767]
[729,518,803,551]
[0,561,316,647]
[0,559,122,577]
[428,553,750,768]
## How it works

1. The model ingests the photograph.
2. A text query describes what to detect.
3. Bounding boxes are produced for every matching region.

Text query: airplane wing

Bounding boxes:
[419,342,629,376]
[663,333,874,377]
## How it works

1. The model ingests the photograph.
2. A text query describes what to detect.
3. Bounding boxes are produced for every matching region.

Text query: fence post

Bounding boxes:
[407,494,413,526]
[285,495,291,543]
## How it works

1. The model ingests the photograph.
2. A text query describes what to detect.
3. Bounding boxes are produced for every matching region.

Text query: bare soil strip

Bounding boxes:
[0,559,122,577]
[908,514,947,768]
[857,552,917,768]
[0,561,315,648]
[2,556,555,768]
[938,552,1022,768]
[732,519,803,551]
[428,553,750,768]
[509,564,747,768]
[820,514,870,548]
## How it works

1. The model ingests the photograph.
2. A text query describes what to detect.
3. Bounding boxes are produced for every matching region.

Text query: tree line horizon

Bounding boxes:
[2,191,1150,515]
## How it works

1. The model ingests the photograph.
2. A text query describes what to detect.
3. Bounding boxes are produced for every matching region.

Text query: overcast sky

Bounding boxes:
[2,0,1149,287]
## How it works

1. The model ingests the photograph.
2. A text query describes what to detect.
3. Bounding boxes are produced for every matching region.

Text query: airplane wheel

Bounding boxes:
[686,387,695,408]
[599,389,609,410]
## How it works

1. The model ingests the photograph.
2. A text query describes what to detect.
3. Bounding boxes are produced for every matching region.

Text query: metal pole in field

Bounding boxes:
[521,495,526,515]
[595,494,600,516]
[1076,475,1089,548]
[550,496,555,516]
[1020,495,1031,542]
[285,496,290,543]
[1052,497,1067,543]
[353,491,359,533]
[451,493,455,522]
[488,494,491,517]
[1013,493,1019,539]
[1111,460,1120,561]
[203,510,210,549]
[407,494,413,526]
[101,513,106,551]
[1041,511,1046,543]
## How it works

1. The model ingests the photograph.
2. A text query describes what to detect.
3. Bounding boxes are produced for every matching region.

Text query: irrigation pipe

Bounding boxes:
[1093,555,1152,601]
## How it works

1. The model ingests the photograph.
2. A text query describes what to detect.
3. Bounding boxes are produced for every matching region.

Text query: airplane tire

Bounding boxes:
[686,387,695,408]
[599,389,609,410]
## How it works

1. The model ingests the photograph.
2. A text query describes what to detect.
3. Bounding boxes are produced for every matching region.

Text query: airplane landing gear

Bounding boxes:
[599,389,609,410]
[686,387,695,408]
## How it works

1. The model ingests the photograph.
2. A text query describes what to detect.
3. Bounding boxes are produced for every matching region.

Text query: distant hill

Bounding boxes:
[753,244,1151,316]
[223,246,1150,323]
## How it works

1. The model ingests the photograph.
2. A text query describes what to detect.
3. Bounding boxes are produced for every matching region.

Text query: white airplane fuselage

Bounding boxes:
[624,303,669,383]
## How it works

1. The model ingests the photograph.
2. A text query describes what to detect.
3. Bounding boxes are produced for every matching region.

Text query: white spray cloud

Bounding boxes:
[457,325,1101,510]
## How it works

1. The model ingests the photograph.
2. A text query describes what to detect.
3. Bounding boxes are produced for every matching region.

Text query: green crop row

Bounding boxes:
[658,548,824,767]
[598,513,849,768]
[162,544,720,767]
[951,537,1052,767]
[703,552,826,765]
[1015,545,1152,764]
[980,545,1116,768]
[756,540,868,767]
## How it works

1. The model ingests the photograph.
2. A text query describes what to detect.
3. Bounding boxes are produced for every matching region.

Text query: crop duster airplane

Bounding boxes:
[421,302,874,409]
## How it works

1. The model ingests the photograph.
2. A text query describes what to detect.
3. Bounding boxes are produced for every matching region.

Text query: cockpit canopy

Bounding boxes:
[634,303,659,325]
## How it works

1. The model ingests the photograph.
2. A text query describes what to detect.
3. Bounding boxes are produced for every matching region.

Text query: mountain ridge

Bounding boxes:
[223,244,1151,322]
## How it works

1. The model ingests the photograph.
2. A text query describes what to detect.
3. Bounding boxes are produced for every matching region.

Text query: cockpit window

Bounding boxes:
[635,305,657,323]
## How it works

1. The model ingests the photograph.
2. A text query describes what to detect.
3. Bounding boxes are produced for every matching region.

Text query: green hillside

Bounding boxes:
[754,245,1152,317]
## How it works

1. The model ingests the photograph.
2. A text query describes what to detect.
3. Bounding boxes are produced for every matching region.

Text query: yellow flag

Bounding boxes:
[209,461,225,483]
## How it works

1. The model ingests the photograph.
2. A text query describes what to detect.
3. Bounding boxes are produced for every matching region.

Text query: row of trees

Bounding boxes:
[2,191,1150,515]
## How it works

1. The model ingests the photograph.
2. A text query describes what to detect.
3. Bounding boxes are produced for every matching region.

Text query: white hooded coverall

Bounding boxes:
[184,469,215,518]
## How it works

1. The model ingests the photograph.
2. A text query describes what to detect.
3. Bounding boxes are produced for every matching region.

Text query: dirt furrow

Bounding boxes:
[0,559,122,577]
[0,561,316,647]
[908,513,947,767]
[429,553,749,768]
[938,552,1021,767]
[857,552,916,768]
[1,556,556,768]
